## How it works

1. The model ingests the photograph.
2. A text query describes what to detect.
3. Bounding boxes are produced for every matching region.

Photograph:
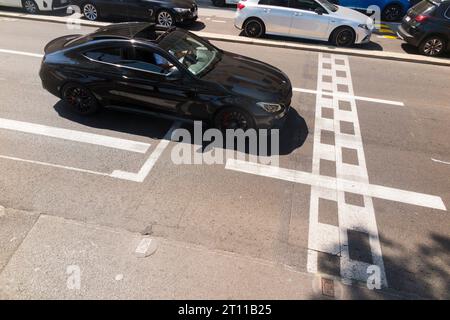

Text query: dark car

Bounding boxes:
[71,0,198,27]
[39,22,292,130]
[397,0,450,56]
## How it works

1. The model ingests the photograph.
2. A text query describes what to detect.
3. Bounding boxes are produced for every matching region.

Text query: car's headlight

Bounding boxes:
[174,8,190,13]
[257,102,283,113]
[358,24,370,30]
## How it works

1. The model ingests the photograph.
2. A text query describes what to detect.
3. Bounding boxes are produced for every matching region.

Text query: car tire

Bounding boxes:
[62,84,100,116]
[419,36,447,57]
[382,4,403,22]
[157,9,175,28]
[244,18,265,38]
[212,0,226,6]
[330,26,356,47]
[82,3,99,21]
[22,0,39,14]
[214,107,256,131]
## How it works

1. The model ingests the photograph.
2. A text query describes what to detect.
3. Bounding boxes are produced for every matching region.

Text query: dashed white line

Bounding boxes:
[0,118,151,153]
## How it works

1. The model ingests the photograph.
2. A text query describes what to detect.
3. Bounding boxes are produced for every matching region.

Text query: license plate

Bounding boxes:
[405,16,411,22]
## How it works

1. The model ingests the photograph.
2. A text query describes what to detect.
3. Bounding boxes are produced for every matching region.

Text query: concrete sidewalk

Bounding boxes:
[1,11,449,67]
[0,209,407,299]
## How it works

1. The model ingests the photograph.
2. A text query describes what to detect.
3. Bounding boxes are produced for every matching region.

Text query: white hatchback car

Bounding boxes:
[234,0,374,46]
[0,0,69,14]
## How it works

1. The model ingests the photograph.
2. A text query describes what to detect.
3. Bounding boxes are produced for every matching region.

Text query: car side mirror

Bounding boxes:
[166,68,182,81]
[315,7,325,15]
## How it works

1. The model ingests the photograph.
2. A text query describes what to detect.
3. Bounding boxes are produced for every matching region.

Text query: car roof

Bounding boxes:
[64,22,168,49]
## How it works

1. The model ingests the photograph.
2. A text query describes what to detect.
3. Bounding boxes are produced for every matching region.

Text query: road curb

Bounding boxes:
[1,11,449,67]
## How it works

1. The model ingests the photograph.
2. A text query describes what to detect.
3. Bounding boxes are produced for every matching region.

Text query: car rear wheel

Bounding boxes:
[419,36,446,57]
[244,18,265,38]
[63,84,99,116]
[22,0,39,14]
[331,27,355,47]
[214,107,255,131]
[157,10,175,28]
[82,3,99,21]
[382,4,403,22]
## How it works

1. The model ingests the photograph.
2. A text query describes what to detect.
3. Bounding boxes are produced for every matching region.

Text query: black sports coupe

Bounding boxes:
[39,22,292,130]
[70,0,198,27]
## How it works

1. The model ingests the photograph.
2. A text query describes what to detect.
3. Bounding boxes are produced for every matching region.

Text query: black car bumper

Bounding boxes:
[173,6,198,23]
[397,24,422,47]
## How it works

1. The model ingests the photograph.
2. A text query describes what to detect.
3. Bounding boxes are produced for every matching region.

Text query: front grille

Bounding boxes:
[191,4,197,12]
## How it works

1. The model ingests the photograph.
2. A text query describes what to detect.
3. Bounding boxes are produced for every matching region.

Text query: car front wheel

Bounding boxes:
[214,107,255,131]
[419,36,446,57]
[244,18,265,38]
[331,27,355,47]
[22,0,39,14]
[157,10,175,28]
[82,3,99,21]
[63,84,99,116]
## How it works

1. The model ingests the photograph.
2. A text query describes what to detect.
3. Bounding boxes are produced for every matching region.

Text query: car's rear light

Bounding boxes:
[414,15,429,23]
[237,2,245,10]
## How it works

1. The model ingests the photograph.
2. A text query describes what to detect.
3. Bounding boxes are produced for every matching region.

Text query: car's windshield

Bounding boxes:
[158,30,221,77]
[316,0,338,12]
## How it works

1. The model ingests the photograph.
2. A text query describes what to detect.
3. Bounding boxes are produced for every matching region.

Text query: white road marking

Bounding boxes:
[211,19,227,23]
[0,118,151,153]
[0,154,110,177]
[431,158,450,165]
[225,159,447,211]
[111,121,181,182]
[293,87,404,106]
[0,48,43,58]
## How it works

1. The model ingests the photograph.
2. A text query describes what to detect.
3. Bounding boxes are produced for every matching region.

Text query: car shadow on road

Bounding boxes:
[54,100,308,157]
[237,31,383,51]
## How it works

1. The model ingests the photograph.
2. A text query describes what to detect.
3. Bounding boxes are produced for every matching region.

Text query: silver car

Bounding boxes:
[234,0,374,46]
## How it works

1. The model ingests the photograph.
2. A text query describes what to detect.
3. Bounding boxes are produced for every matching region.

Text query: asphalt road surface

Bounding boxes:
[0,17,449,299]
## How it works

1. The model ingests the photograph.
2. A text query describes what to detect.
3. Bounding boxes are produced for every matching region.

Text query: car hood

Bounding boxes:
[333,6,371,24]
[202,51,291,102]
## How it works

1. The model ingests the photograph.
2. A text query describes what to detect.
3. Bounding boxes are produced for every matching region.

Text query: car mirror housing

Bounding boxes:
[166,68,183,81]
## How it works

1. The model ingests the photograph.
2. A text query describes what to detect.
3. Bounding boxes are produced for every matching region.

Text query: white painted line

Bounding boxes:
[0,154,110,177]
[225,159,447,211]
[0,48,43,58]
[293,87,404,107]
[111,121,181,182]
[0,118,150,153]
[211,19,227,23]
[431,158,450,165]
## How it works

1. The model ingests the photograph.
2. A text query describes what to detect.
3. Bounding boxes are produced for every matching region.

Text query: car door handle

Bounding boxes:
[294,12,302,16]
[263,8,271,13]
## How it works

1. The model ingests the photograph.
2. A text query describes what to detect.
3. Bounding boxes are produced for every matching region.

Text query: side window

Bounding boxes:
[258,0,289,7]
[84,47,123,64]
[124,47,176,75]
[289,0,320,11]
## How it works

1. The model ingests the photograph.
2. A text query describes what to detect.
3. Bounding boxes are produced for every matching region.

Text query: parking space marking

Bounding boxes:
[293,88,404,107]
[0,154,110,177]
[431,158,450,165]
[225,159,446,211]
[111,121,181,182]
[0,48,43,58]
[0,118,151,153]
